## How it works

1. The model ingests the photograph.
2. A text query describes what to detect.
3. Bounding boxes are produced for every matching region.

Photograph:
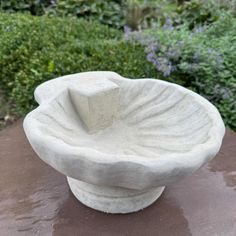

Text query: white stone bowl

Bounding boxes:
[23,71,225,213]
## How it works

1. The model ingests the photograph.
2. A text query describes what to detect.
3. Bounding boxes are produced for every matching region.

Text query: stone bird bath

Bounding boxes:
[23,71,225,214]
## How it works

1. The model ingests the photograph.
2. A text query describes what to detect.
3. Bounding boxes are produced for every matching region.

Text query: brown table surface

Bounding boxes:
[0,120,236,236]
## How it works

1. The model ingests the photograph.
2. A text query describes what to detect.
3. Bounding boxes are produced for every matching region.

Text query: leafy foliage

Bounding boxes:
[1,0,232,31]
[46,0,125,29]
[126,13,236,130]
[0,8,236,131]
[0,13,156,115]
[0,0,52,15]
[125,0,179,30]
[0,0,126,29]
[176,0,221,29]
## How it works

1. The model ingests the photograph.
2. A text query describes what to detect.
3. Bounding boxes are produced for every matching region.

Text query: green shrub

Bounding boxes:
[0,13,121,91]
[176,0,221,29]
[0,13,156,115]
[0,0,125,29]
[1,12,235,131]
[0,0,52,15]
[46,0,126,29]
[0,0,180,30]
[127,12,236,130]
[124,0,178,31]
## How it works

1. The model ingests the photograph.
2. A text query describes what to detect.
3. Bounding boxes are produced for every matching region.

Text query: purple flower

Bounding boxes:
[146,52,156,63]
[154,57,173,77]
[124,25,132,40]
[124,25,131,35]
[138,35,156,46]
[123,30,176,77]
[145,43,157,53]
[194,26,204,34]
[162,19,174,31]
[166,49,181,60]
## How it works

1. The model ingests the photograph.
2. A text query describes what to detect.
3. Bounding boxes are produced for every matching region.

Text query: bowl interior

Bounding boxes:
[36,79,212,158]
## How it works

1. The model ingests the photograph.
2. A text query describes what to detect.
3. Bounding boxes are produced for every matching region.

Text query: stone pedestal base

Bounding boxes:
[67,177,165,214]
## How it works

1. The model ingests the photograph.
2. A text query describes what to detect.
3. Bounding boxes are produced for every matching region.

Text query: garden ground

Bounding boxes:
[0,120,236,235]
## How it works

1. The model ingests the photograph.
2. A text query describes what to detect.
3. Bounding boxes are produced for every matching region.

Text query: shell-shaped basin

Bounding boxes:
[24,71,225,191]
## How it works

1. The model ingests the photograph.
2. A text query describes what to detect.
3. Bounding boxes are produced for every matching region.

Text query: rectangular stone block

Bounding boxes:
[68,79,119,133]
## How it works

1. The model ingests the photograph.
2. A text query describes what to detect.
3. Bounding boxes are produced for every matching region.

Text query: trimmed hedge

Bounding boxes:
[0,13,156,115]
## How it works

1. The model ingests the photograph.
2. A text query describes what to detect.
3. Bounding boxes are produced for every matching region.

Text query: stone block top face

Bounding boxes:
[71,79,119,97]
[23,71,225,190]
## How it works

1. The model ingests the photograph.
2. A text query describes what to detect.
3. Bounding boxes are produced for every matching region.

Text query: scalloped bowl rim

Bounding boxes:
[23,71,225,190]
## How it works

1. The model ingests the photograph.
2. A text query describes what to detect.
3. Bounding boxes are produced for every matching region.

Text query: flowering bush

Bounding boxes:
[125,13,236,130]
[0,7,235,131]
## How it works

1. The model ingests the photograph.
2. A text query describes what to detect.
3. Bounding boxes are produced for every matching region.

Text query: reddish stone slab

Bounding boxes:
[0,120,236,236]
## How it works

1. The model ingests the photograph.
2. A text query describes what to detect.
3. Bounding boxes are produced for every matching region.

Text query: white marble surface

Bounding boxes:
[23,71,225,213]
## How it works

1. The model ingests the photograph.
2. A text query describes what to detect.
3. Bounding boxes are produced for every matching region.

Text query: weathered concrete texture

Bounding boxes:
[0,120,236,236]
[24,72,225,214]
